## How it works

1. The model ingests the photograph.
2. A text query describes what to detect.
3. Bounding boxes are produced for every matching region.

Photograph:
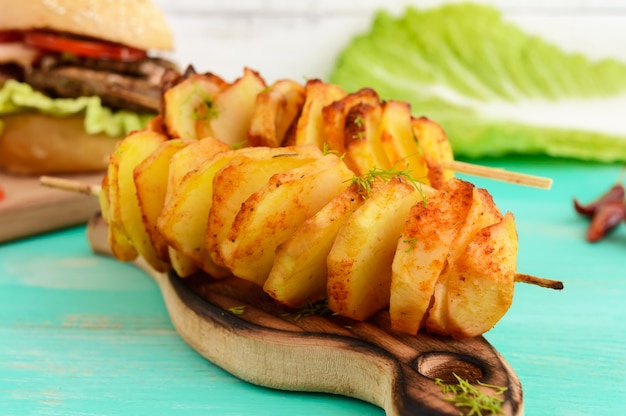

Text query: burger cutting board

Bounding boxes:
[0,171,103,243]
[85,212,524,416]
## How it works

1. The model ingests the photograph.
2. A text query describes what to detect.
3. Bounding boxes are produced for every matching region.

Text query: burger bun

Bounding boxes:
[0,114,120,175]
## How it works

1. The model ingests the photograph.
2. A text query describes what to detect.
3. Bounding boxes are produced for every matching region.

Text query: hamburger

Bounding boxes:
[0,0,179,175]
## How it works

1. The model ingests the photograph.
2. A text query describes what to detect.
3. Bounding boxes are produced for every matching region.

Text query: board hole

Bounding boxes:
[416,352,484,384]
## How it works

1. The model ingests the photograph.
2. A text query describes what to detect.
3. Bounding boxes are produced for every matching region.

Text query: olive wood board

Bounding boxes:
[0,171,103,243]
[87,213,523,416]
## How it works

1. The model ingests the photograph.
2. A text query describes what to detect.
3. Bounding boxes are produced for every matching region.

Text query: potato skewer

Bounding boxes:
[40,67,560,340]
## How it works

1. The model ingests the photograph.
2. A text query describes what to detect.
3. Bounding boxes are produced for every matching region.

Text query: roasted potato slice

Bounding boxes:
[412,116,454,189]
[446,212,518,339]
[159,153,235,278]
[161,146,301,277]
[389,178,474,335]
[134,139,191,262]
[114,130,168,271]
[343,102,391,175]
[263,182,372,309]
[104,141,138,262]
[292,79,346,148]
[160,138,232,277]
[206,145,323,267]
[209,67,267,147]
[326,176,428,321]
[321,88,380,155]
[99,171,111,225]
[163,73,228,140]
[425,186,504,335]
[380,100,428,182]
[219,154,353,286]
[248,79,306,147]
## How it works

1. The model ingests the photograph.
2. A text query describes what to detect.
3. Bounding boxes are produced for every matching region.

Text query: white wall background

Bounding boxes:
[151,0,626,84]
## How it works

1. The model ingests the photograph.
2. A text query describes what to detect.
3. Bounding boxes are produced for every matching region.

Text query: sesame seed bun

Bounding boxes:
[0,0,173,51]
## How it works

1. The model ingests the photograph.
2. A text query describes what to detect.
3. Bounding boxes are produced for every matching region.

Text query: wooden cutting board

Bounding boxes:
[86,213,523,416]
[0,171,103,243]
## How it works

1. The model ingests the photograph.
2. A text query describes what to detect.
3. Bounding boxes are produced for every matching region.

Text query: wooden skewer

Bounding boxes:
[514,273,563,290]
[39,176,563,290]
[39,175,101,196]
[442,160,553,189]
[39,161,553,196]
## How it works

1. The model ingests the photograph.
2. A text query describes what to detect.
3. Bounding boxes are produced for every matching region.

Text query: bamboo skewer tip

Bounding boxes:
[443,160,553,190]
[39,175,101,196]
[514,273,564,290]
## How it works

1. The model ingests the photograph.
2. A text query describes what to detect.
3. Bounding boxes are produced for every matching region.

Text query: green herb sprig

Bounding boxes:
[349,165,428,206]
[226,305,246,315]
[280,300,336,322]
[435,373,508,416]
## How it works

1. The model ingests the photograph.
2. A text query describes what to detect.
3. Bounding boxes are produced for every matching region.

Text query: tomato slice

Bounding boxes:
[0,185,5,202]
[0,31,23,43]
[23,30,147,61]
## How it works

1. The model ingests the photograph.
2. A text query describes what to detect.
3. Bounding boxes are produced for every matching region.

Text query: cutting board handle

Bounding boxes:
[87,214,522,416]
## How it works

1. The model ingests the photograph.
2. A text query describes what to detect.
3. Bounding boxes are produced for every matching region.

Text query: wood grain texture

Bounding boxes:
[87,213,522,416]
[0,172,103,243]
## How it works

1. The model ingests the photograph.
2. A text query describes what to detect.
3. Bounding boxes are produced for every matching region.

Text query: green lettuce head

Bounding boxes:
[329,3,626,163]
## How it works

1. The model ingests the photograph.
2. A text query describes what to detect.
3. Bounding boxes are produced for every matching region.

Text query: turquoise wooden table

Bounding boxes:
[1,156,625,416]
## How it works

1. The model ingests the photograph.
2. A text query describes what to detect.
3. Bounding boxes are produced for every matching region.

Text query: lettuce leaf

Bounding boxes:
[329,3,626,162]
[0,79,154,137]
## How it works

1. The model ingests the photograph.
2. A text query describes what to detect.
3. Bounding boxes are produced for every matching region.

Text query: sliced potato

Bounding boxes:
[264,182,372,309]
[327,176,426,321]
[106,139,138,261]
[248,79,305,147]
[134,139,191,262]
[115,130,168,271]
[161,146,297,277]
[209,67,267,147]
[293,79,346,148]
[168,250,200,278]
[389,178,474,335]
[161,137,232,277]
[219,154,353,286]
[99,171,111,225]
[159,153,235,278]
[166,137,232,180]
[425,186,504,335]
[380,100,428,182]
[412,116,454,189]
[206,145,323,267]
[343,102,391,175]
[446,212,518,339]
[321,88,380,156]
[163,73,228,140]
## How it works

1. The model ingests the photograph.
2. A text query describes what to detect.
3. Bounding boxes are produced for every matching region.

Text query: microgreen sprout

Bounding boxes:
[434,373,508,416]
[351,116,366,140]
[322,142,339,156]
[226,305,246,315]
[280,300,336,322]
[349,164,428,206]
[404,237,417,252]
[231,140,247,150]
[188,82,220,121]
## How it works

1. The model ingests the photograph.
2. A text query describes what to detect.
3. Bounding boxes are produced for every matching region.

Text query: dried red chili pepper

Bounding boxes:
[573,183,626,242]
[586,201,626,242]
[573,184,624,216]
